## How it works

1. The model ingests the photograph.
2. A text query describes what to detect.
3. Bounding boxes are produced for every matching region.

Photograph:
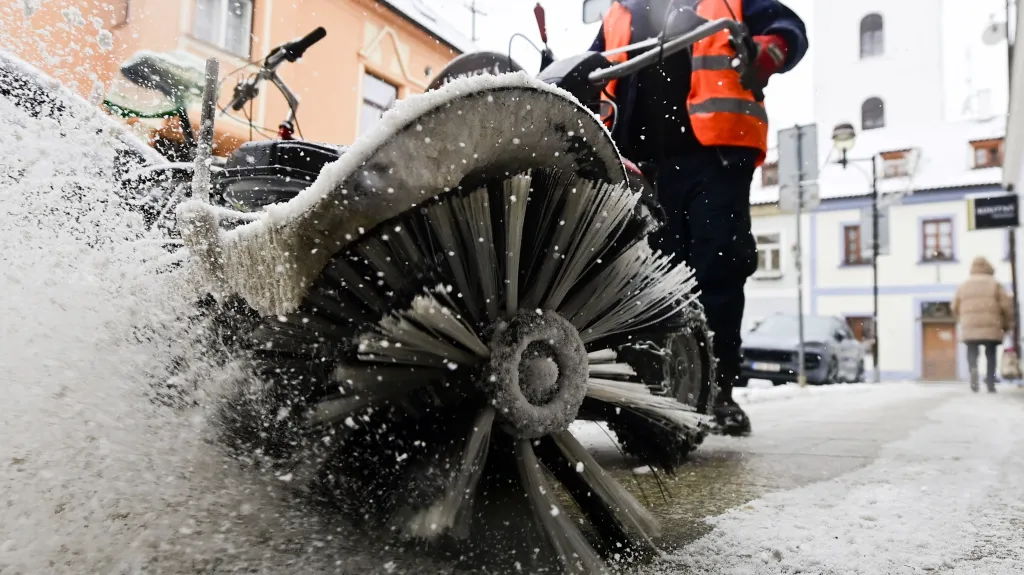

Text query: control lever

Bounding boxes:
[727,23,765,101]
[533,3,556,71]
[228,80,260,111]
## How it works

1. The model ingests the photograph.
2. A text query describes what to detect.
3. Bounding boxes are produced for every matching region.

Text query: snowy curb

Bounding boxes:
[661,391,1024,574]
[733,382,896,407]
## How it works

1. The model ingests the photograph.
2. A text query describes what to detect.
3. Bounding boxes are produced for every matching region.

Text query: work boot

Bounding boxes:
[970,369,979,393]
[987,380,997,393]
[714,369,751,436]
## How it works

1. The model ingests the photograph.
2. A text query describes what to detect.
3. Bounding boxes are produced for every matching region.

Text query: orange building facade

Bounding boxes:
[1,0,469,154]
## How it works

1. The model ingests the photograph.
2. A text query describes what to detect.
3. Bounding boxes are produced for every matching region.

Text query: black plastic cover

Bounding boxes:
[218,140,346,210]
[536,51,613,112]
[426,51,525,91]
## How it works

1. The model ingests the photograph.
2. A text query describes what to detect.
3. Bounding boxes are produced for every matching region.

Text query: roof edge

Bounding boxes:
[377,0,466,55]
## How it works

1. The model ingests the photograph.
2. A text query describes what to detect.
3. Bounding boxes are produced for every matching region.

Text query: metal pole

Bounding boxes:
[1006,0,1021,360]
[871,154,880,383]
[796,124,807,387]
[466,0,486,42]
[192,57,219,205]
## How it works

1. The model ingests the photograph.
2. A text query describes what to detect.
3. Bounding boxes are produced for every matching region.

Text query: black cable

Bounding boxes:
[247,91,254,142]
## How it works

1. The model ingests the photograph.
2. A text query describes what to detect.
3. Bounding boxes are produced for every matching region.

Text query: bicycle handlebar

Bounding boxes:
[280,27,327,63]
[226,27,327,112]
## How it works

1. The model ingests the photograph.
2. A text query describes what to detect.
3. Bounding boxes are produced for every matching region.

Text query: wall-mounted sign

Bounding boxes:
[967,193,1019,230]
[777,124,820,213]
[859,204,891,256]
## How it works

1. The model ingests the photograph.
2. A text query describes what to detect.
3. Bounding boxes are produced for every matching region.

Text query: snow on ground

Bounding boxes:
[660,387,1024,575]
[734,381,889,405]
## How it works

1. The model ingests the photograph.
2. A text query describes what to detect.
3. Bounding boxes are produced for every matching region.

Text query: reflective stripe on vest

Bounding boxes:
[689,0,768,165]
[691,55,735,71]
[689,97,768,122]
[599,0,769,165]
[599,2,632,127]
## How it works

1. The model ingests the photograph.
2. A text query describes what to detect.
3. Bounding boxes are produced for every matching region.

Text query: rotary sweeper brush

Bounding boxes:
[44,8,758,571]
[172,71,717,573]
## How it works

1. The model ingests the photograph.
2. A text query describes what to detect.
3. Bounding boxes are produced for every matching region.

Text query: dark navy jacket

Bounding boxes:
[589,0,808,161]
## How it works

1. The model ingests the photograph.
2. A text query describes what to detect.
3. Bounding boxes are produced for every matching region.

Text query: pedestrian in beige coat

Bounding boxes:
[952,256,1014,392]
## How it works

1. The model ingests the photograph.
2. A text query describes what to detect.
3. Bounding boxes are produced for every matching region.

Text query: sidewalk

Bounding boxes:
[660,385,1024,574]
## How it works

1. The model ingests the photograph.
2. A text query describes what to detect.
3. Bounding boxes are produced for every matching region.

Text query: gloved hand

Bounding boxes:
[752,34,789,87]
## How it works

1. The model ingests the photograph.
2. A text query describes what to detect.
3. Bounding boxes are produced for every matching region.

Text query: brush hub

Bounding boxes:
[483,310,588,439]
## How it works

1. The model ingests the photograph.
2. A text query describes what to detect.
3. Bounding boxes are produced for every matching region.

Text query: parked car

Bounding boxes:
[739,314,866,386]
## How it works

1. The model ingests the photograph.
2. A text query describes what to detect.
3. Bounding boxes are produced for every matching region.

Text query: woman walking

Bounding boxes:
[952,256,1014,392]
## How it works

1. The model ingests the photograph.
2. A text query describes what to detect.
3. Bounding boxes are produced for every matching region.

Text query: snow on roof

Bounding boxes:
[379,0,477,54]
[751,116,1006,206]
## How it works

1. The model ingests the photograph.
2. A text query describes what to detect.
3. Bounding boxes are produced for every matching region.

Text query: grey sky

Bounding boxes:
[427,0,1010,139]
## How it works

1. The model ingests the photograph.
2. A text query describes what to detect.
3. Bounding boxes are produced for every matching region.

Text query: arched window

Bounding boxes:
[862,97,885,130]
[860,13,884,58]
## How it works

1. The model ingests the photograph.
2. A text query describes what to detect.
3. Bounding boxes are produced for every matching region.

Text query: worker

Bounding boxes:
[590,0,808,435]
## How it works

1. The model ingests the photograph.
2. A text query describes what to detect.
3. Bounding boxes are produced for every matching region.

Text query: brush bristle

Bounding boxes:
[210,168,709,573]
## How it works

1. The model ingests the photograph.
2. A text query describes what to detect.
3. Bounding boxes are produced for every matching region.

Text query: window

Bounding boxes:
[862,97,885,130]
[880,149,910,178]
[843,224,867,265]
[754,232,782,277]
[921,301,954,321]
[109,0,130,26]
[971,138,1004,169]
[193,0,253,58]
[921,218,954,262]
[360,73,398,136]
[760,162,779,187]
[845,316,874,342]
[860,13,884,58]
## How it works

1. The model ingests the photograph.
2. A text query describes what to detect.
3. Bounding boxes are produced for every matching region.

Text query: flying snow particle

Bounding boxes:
[549,505,560,517]
[575,462,585,473]
[61,7,87,27]
[96,30,114,52]
[21,0,41,19]
[277,473,294,482]
[89,80,105,105]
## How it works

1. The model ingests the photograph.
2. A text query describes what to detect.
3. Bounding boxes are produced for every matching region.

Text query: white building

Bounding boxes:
[745,0,1013,381]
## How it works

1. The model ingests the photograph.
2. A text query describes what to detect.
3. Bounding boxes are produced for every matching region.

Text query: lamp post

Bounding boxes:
[833,122,881,383]
[1004,0,1021,367]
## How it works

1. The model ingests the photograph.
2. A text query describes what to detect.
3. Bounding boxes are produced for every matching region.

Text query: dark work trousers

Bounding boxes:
[650,146,760,403]
[965,340,1000,385]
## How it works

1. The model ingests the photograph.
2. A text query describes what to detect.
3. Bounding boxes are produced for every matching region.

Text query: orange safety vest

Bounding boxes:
[599,0,769,166]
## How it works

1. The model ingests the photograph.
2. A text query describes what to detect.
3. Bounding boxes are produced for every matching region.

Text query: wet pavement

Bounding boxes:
[5,381,1001,575]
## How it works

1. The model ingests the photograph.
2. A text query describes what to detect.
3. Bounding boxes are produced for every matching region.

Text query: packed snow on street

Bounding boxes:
[3,49,1024,575]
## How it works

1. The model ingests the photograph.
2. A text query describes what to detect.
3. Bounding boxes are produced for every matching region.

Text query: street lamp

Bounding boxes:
[832,122,881,383]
